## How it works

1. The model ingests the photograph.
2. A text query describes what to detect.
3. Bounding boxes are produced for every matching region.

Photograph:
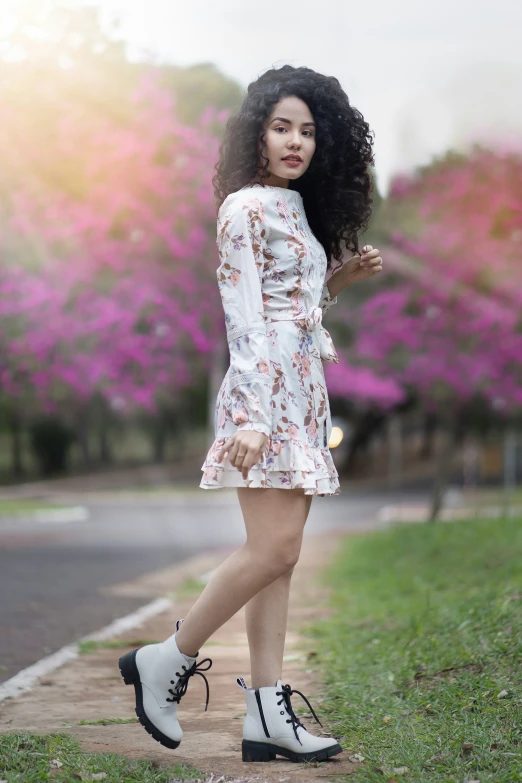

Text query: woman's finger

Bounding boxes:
[240,446,263,478]
[228,440,242,467]
[217,437,234,463]
[241,454,257,478]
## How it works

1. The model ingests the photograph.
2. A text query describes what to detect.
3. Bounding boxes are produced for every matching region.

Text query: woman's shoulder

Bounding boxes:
[218,184,281,221]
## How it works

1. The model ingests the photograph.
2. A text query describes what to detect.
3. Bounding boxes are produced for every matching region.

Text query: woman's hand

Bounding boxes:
[327,245,383,298]
[216,430,269,479]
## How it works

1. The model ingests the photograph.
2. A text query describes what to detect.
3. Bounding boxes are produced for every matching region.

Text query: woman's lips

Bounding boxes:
[282,158,302,167]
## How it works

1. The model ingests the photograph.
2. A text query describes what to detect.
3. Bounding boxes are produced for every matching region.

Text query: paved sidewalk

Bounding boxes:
[0,531,360,782]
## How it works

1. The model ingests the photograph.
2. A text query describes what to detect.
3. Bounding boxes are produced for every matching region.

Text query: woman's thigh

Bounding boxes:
[237,487,313,552]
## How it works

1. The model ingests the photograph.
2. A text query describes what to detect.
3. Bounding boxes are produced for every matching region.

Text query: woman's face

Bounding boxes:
[257,95,316,187]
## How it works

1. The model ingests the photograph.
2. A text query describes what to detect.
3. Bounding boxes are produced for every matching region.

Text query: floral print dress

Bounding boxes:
[200,183,340,496]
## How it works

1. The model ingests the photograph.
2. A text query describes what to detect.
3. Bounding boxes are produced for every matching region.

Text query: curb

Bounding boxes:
[0,598,173,703]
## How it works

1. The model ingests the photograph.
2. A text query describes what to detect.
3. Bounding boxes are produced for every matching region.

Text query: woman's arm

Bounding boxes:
[216,196,272,437]
[323,245,383,300]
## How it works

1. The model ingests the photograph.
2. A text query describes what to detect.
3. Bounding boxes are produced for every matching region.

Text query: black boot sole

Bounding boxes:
[242,738,343,763]
[118,649,181,750]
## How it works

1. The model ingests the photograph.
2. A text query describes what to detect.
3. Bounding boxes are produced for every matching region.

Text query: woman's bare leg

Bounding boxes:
[246,495,313,688]
[174,488,311,658]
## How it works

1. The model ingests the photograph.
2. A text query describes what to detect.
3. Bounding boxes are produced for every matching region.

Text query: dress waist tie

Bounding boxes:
[264,307,339,364]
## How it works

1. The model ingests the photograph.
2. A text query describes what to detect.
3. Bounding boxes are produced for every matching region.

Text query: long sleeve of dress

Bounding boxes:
[319,279,337,315]
[216,196,272,437]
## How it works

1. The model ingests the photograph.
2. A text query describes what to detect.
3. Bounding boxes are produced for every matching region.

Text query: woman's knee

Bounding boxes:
[240,487,307,576]
[254,534,302,576]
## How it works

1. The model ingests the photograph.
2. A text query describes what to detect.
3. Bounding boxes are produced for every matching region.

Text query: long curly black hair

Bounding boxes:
[212,64,375,269]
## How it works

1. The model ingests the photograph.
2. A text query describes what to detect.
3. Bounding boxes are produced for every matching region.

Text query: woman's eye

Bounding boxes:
[273,126,314,137]
[274,125,314,138]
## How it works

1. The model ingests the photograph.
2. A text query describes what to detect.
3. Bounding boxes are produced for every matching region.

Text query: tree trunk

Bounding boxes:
[8,410,24,477]
[207,334,227,445]
[387,414,402,489]
[341,410,387,473]
[76,410,91,466]
[98,410,112,464]
[427,411,458,523]
[153,415,167,463]
[419,411,437,458]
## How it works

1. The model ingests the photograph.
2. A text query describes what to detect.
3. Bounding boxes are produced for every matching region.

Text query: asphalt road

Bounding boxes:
[0,487,428,684]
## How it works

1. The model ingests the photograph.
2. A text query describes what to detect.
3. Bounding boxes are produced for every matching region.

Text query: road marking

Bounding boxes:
[34,506,90,524]
[0,597,173,702]
[0,507,90,526]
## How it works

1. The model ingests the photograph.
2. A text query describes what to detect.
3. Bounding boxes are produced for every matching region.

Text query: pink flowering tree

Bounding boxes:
[326,146,522,519]
[0,71,226,472]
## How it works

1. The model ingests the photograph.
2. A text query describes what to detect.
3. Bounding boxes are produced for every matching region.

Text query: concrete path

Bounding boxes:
[0,531,362,781]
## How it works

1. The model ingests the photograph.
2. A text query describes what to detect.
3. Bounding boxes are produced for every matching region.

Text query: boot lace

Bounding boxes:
[166,657,213,711]
[276,683,323,744]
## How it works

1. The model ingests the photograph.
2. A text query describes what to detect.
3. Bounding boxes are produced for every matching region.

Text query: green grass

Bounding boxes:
[0,732,203,782]
[309,516,522,783]
[166,578,207,602]
[77,639,160,654]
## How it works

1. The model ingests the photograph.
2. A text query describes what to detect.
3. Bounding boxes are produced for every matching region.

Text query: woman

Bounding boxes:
[119,64,382,764]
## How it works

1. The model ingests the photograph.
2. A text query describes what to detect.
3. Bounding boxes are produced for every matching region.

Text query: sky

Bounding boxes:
[96,0,522,194]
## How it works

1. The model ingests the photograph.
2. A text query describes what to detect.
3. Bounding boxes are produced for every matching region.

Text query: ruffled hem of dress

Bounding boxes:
[199,436,340,497]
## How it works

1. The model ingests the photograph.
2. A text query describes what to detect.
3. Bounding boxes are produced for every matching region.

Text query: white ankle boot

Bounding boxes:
[237,676,343,763]
[119,619,212,749]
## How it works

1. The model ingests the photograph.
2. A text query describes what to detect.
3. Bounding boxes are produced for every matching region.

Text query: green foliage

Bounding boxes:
[162,63,244,126]
[309,517,522,781]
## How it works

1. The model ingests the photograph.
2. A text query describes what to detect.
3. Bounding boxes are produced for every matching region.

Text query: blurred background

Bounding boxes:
[2,5,522,770]
[2,0,522,521]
